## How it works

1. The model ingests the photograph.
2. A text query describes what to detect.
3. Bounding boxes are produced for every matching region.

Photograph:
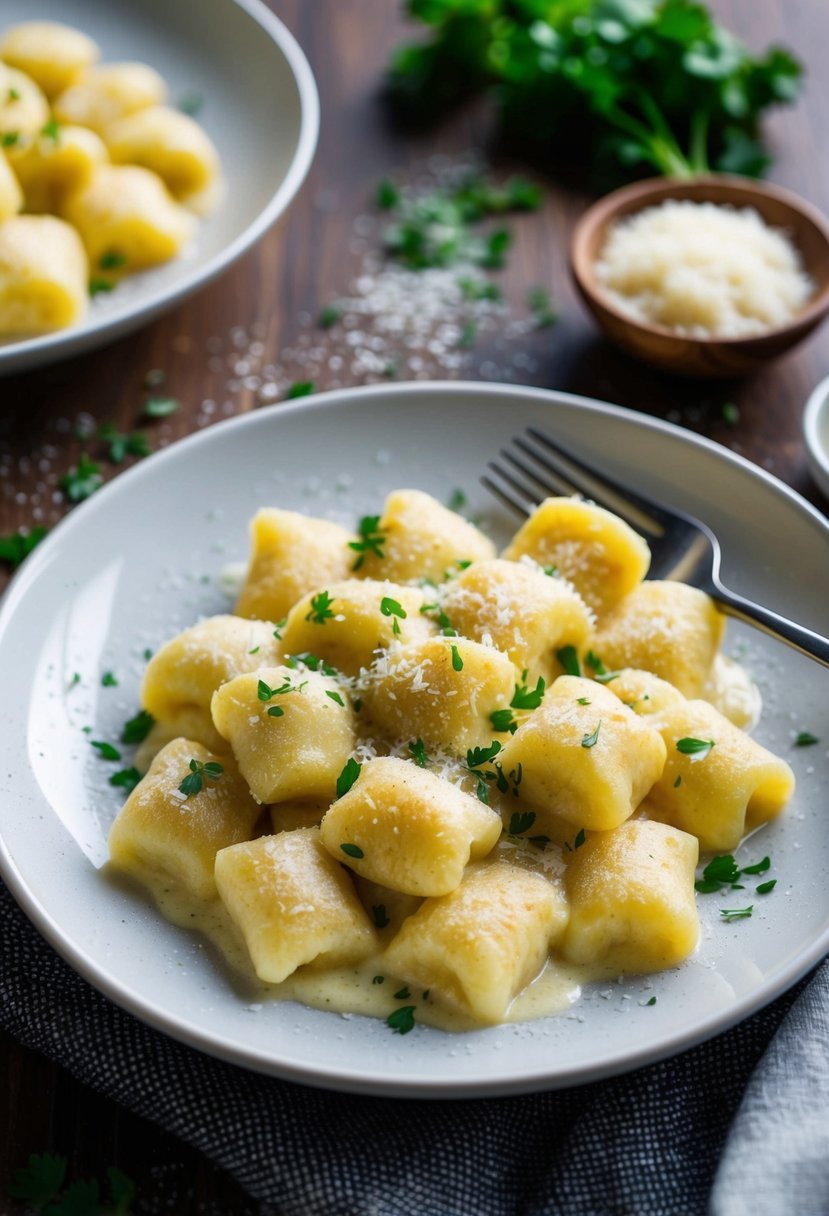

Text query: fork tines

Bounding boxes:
[483,426,667,539]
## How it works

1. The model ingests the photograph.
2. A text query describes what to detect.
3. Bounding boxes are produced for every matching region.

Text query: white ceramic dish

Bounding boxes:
[0,0,318,376]
[804,375,829,500]
[1,382,828,1098]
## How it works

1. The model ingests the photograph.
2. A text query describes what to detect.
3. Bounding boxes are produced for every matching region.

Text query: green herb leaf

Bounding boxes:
[741,856,771,876]
[450,643,463,671]
[676,736,716,757]
[178,91,204,116]
[101,671,118,687]
[556,645,581,677]
[393,986,411,1000]
[341,842,364,859]
[144,395,180,418]
[380,595,407,620]
[285,381,315,399]
[178,758,223,798]
[8,1152,67,1204]
[467,741,501,769]
[408,737,429,767]
[511,672,545,710]
[109,767,141,793]
[756,879,777,895]
[336,757,362,798]
[325,689,345,706]
[99,249,127,271]
[0,525,47,568]
[795,731,819,747]
[121,709,154,744]
[318,303,344,328]
[720,905,753,921]
[508,810,536,836]
[386,1005,416,1034]
[91,740,121,762]
[60,453,102,502]
[489,707,517,734]
[305,590,336,624]
[581,722,601,749]
[349,514,386,570]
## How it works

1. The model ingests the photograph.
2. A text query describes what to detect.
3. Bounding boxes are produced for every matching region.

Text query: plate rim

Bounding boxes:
[2,379,829,1098]
[0,0,320,375]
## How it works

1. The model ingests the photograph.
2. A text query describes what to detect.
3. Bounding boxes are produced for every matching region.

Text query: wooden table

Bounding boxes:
[1,0,827,1209]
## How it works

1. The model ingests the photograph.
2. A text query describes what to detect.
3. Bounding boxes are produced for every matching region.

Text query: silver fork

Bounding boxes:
[482,426,829,668]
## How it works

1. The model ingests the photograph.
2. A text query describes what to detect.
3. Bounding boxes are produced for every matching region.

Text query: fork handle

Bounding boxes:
[712,585,829,668]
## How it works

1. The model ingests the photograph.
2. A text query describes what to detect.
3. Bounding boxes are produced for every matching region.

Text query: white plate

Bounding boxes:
[804,375,829,500]
[0,0,318,375]
[1,382,828,1098]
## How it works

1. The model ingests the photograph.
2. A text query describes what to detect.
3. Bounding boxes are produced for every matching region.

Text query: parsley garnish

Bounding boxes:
[286,651,338,676]
[101,671,118,687]
[450,644,463,671]
[177,90,204,116]
[110,767,141,793]
[99,250,126,271]
[91,740,121,762]
[0,526,47,568]
[794,731,819,747]
[59,454,102,502]
[381,596,407,634]
[305,590,336,624]
[722,401,740,427]
[336,757,362,798]
[508,810,536,836]
[121,709,154,744]
[756,879,777,895]
[41,118,61,142]
[408,737,429,767]
[97,423,151,464]
[676,737,716,757]
[585,650,619,683]
[581,722,601,749]
[178,758,224,797]
[325,690,345,707]
[318,303,344,328]
[720,906,753,921]
[349,515,386,570]
[9,1152,136,1212]
[447,487,467,512]
[144,395,180,418]
[341,842,364,859]
[490,707,517,734]
[376,178,399,209]
[511,672,545,710]
[6,87,20,102]
[526,285,558,328]
[0,131,20,147]
[386,1005,416,1035]
[285,381,315,399]
[556,645,581,677]
[646,996,657,1007]
[467,742,502,769]
[741,856,771,875]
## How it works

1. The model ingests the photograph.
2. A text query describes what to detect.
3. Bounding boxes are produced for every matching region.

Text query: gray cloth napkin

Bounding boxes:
[1,876,825,1216]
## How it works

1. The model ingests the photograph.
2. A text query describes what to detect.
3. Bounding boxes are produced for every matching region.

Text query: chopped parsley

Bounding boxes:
[376,178,399,209]
[121,709,154,744]
[89,277,116,296]
[511,672,545,710]
[380,595,407,631]
[585,650,619,683]
[646,996,657,1007]
[721,401,740,427]
[305,590,336,624]
[144,395,180,419]
[450,643,463,671]
[341,842,364,859]
[0,526,47,568]
[508,810,536,836]
[98,250,127,271]
[59,454,102,502]
[372,974,385,985]
[109,767,141,793]
[756,879,777,895]
[177,90,204,116]
[467,741,502,769]
[676,736,716,758]
[101,671,118,687]
[97,423,151,464]
[336,757,362,798]
[526,285,558,328]
[318,303,344,328]
[386,1005,416,1035]
[286,652,338,676]
[0,131,20,147]
[91,740,121,761]
[447,487,467,512]
[794,731,819,747]
[720,906,753,922]
[556,645,581,677]
[325,690,345,707]
[178,758,224,797]
[489,707,518,734]
[408,737,429,767]
[349,515,386,570]
[581,722,601,749]
[285,381,315,399]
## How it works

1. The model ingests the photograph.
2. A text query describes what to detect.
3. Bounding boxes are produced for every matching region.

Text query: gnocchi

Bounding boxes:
[107,486,795,1033]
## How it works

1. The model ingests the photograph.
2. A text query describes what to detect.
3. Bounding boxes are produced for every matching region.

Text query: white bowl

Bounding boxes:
[0,0,319,375]
[804,376,829,500]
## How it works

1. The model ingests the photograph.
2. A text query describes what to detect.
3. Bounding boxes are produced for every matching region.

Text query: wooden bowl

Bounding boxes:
[570,175,829,378]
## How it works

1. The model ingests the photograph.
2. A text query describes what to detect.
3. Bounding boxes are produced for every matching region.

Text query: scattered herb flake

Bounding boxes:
[306,589,336,624]
[794,731,819,747]
[285,381,315,399]
[450,643,463,671]
[318,303,344,328]
[380,595,407,621]
[526,285,558,327]
[349,514,386,570]
[341,842,364,859]
[40,118,60,142]
[91,740,121,762]
[556,645,581,677]
[722,401,740,427]
[447,487,467,512]
[386,1005,416,1035]
[109,767,141,793]
[372,974,385,985]
[720,905,753,921]
[144,395,180,419]
[490,707,517,734]
[0,525,47,568]
[581,722,601,749]
[676,736,716,757]
[393,986,412,1000]
[325,690,345,707]
[741,856,771,876]
[511,672,545,710]
[60,453,102,502]
[408,737,429,767]
[121,709,154,744]
[99,249,127,271]
[756,879,777,895]
[336,757,362,798]
[177,91,204,116]
[646,996,657,1006]
[101,671,118,687]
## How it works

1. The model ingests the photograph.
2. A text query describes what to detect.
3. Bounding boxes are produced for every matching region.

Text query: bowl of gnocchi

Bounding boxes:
[0,0,318,374]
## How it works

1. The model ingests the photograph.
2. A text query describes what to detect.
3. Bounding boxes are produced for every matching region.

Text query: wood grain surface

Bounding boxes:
[1,0,828,1211]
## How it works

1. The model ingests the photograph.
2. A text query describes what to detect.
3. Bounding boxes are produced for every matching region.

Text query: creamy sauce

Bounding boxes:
[106,861,586,1031]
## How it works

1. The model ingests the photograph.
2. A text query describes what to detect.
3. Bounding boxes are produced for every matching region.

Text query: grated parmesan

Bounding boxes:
[593,200,813,339]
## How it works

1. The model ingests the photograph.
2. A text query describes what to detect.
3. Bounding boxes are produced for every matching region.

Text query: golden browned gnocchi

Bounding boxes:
[0,19,222,337]
[107,487,795,1033]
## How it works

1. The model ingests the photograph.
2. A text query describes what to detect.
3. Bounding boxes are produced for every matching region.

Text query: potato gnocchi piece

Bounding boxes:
[603,667,685,718]
[0,152,22,221]
[0,214,87,334]
[319,756,502,897]
[280,579,434,677]
[442,557,592,685]
[0,22,99,98]
[354,488,495,583]
[235,508,356,624]
[214,828,378,984]
[53,62,167,134]
[497,675,667,833]
[562,820,699,972]
[62,163,194,272]
[365,635,515,753]
[106,104,222,214]
[108,738,260,906]
[141,615,283,752]
[384,861,569,1024]
[12,123,107,215]
[0,64,49,150]
[211,665,356,804]
[502,497,651,618]
[589,580,724,698]
[647,699,795,851]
